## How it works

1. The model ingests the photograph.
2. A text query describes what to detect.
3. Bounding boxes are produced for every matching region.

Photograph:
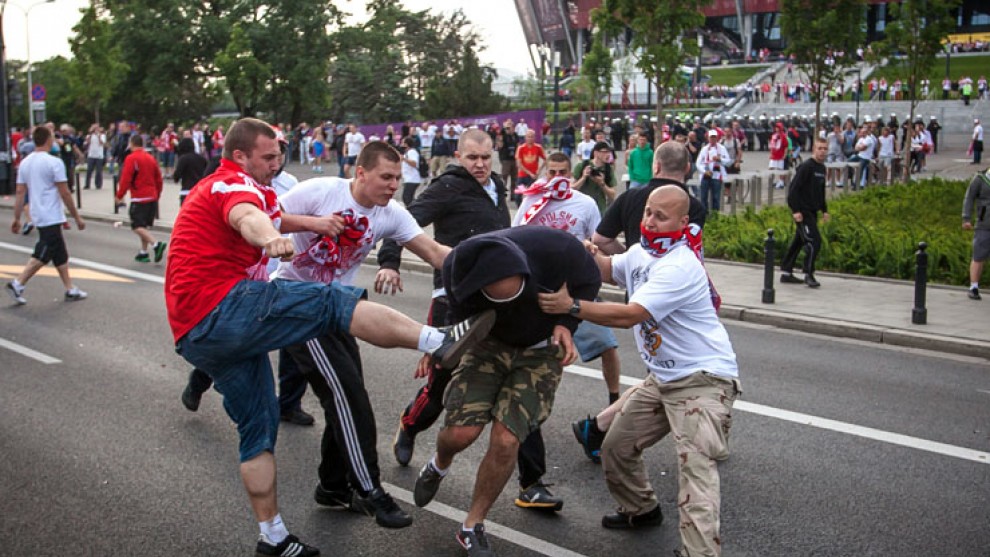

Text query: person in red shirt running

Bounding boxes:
[116,134,166,262]
[164,118,494,557]
[768,122,789,189]
[514,129,546,205]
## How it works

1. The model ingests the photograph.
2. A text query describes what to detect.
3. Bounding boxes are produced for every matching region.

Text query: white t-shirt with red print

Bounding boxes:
[511,188,600,241]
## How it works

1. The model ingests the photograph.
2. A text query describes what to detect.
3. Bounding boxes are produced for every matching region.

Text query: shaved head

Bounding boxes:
[642,185,690,233]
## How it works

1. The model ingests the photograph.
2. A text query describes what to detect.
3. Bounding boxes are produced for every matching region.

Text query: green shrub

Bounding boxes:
[704,178,974,285]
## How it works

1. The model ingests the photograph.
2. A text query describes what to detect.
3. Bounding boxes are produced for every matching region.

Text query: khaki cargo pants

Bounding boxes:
[602,372,740,557]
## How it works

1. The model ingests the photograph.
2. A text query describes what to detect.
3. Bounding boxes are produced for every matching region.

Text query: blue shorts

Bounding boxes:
[573,320,619,362]
[344,155,357,166]
[176,279,365,462]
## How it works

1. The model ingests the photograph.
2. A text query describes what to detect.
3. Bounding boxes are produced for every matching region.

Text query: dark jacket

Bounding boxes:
[597,178,707,249]
[963,172,990,230]
[173,139,209,193]
[443,227,602,347]
[787,158,828,215]
[378,165,511,288]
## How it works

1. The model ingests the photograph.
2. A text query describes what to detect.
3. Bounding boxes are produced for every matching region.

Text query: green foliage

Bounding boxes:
[592,0,708,116]
[780,0,866,126]
[423,43,508,119]
[214,25,271,117]
[703,178,974,285]
[702,65,769,87]
[581,36,612,108]
[68,6,129,124]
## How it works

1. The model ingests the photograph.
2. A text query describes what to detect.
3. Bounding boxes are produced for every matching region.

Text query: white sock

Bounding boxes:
[429,455,449,476]
[417,326,445,353]
[259,513,289,545]
[11,279,23,289]
[972,282,979,290]
[462,523,479,532]
[138,250,148,255]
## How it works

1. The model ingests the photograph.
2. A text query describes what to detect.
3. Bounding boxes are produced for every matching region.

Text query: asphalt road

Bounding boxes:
[0,217,988,557]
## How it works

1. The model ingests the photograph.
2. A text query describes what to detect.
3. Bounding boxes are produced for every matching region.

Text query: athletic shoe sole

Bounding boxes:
[438,310,496,370]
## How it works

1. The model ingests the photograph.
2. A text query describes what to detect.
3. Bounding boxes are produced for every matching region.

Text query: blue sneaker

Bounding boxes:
[572,415,605,464]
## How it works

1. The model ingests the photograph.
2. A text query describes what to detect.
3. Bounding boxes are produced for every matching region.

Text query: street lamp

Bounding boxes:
[696,32,703,109]
[3,0,54,129]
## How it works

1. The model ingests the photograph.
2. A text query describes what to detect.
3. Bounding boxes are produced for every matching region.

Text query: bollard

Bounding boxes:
[113,174,120,214]
[762,228,776,304]
[912,242,928,324]
[75,172,82,209]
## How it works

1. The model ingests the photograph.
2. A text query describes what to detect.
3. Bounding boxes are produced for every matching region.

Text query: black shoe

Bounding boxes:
[572,415,605,464]
[153,241,168,263]
[181,384,202,412]
[456,524,496,557]
[430,310,496,370]
[969,287,982,300]
[281,409,315,426]
[780,272,802,284]
[313,483,357,511]
[514,482,564,511]
[393,423,414,467]
[255,534,320,556]
[602,505,664,529]
[135,252,150,263]
[804,275,821,288]
[352,487,413,528]
[413,461,445,507]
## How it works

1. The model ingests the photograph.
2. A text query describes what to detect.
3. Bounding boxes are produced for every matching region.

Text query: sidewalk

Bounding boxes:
[3,160,987,360]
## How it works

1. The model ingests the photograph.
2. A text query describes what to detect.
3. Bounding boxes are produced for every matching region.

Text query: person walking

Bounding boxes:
[780,139,830,288]
[84,124,105,190]
[115,134,166,263]
[696,129,732,212]
[7,126,88,305]
[962,170,990,300]
[971,119,984,165]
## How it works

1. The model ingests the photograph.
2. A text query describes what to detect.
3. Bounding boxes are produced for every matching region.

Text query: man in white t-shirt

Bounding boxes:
[343,124,366,178]
[849,125,875,189]
[418,121,437,158]
[7,126,88,305]
[400,136,422,206]
[513,150,624,410]
[84,124,106,190]
[576,128,596,161]
[274,141,452,530]
[539,185,740,557]
[972,118,984,165]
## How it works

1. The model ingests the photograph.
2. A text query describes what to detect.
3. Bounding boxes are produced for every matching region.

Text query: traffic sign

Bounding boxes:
[31,101,46,111]
[31,84,46,101]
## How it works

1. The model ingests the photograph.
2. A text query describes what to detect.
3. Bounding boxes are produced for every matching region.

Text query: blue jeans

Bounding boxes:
[573,320,619,362]
[176,279,364,461]
[699,176,723,212]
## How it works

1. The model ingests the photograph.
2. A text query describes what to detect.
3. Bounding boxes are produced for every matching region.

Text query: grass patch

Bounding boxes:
[704,177,979,285]
[877,54,990,91]
[702,65,769,87]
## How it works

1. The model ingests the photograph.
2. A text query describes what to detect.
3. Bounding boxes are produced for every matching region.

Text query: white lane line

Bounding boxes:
[0,242,165,284]
[0,337,61,364]
[565,364,990,465]
[382,482,589,557]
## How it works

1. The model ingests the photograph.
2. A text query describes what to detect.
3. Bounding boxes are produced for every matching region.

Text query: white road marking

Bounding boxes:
[382,482,589,557]
[0,337,61,364]
[0,242,164,284]
[566,364,990,465]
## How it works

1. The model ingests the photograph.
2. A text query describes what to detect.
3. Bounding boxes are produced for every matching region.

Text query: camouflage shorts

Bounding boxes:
[443,336,564,441]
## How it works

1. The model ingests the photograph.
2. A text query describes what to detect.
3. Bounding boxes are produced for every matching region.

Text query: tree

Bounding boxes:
[422,42,508,119]
[591,0,709,118]
[214,24,271,117]
[581,34,612,113]
[68,6,129,124]
[780,0,866,129]
[874,0,960,181]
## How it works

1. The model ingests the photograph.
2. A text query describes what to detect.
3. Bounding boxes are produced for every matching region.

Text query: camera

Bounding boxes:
[590,167,603,178]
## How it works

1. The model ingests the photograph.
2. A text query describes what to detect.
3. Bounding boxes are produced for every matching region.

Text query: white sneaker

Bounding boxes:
[65,287,88,301]
[6,282,27,305]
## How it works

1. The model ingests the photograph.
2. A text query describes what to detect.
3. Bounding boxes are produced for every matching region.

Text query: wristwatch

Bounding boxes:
[568,298,582,315]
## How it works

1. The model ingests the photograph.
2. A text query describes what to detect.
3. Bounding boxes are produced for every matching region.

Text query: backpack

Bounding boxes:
[416,148,429,178]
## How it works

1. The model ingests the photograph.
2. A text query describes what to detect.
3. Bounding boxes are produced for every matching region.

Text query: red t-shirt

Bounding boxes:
[164,159,281,343]
[769,131,787,161]
[516,143,545,178]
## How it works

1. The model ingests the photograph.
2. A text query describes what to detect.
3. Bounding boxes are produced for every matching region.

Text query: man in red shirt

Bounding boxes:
[768,122,789,189]
[115,134,166,262]
[164,118,494,557]
[514,129,545,205]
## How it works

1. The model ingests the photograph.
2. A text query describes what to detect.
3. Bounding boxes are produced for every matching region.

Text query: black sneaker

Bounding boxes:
[20,221,34,235]
[313,483,357,511]
[255,533,320,556]
[514,482,563,511]
[804,275,821,288]
[181,383,202,412]
[351,487,413,529]
[393,423,414,467]
[135,252,150,263]
[153,241,168,263]
[601,504,664,529]
[572,415,605,464]
[780,272,803,284]
[281,409,315,426]
[413,460,445,507]
[456,524,496,557]
[969,287,982,300]
[430,310,496,370]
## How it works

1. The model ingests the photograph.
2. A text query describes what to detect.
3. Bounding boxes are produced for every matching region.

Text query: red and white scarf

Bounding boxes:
[245,181,283,281]
[292,209,370,283]
[640,223,721,311]
[515,176,573,225]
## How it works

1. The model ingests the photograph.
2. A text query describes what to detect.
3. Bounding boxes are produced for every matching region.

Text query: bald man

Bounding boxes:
[540,186,741,557]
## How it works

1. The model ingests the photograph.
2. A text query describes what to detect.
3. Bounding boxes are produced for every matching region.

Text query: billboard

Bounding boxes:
[516,0,572,44]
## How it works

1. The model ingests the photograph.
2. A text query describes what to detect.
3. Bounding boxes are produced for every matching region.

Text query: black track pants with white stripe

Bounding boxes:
[780,212,821,276]
[285,330,380,495]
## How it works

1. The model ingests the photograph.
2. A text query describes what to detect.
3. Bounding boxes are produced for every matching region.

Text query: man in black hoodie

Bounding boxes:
[780,139,830,288]
[411,226,601,557]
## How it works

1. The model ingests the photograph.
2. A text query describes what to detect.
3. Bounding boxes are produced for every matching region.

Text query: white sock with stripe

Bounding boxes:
[259,513,289,545]
[417,326,445,353]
